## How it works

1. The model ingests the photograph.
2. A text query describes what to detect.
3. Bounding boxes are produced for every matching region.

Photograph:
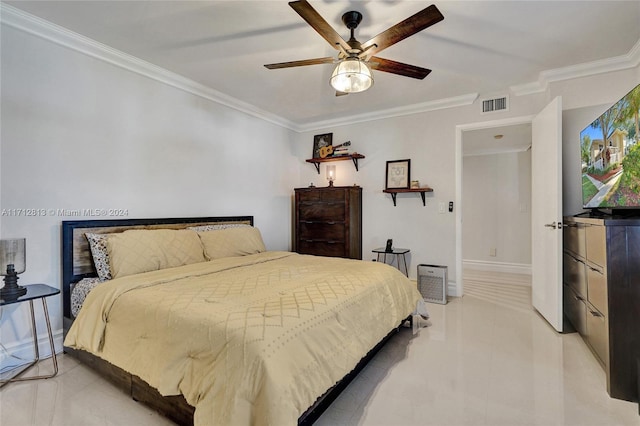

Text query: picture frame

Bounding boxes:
[385,159,411,189]
[312,133,333,159]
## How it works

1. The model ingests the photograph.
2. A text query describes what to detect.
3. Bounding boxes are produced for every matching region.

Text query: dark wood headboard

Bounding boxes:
[61,216,253,320]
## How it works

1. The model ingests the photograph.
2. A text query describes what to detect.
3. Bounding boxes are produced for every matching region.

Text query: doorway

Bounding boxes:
[460,123,533,308]
[454,115,535,297]
[455,99,564,332]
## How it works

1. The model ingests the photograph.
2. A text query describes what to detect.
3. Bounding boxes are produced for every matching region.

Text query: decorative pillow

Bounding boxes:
[188,223,250,232]
[71,277,104,317]
[197,227,266,260]
[85,233,112,281]
[107,229,206,279]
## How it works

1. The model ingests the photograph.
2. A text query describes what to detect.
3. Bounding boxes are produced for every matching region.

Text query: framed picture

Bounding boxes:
[312,133,332,159]
[386,159,411,189]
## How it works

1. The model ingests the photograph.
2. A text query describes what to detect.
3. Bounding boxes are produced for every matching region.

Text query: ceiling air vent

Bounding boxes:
[481,96,509,114]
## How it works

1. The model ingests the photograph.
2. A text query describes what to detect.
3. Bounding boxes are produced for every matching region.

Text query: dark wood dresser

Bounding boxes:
[294,186,362,259]
[563,214,640,405]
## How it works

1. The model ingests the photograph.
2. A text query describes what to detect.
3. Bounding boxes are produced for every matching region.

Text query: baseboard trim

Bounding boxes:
[463,260,532,276]
[0,329,63,367]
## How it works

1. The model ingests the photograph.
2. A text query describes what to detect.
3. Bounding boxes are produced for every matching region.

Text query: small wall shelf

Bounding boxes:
[306,154,365,174]
[383,187,434,206]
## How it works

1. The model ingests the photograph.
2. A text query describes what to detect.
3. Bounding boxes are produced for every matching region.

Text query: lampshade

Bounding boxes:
[0,238,26,275]
[0,238,27,300]
[330,58,373,93]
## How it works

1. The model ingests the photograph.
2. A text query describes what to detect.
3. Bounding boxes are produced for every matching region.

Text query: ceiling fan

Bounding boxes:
[264,0,444,95]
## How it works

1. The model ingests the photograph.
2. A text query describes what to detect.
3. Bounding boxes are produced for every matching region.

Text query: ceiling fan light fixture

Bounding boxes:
[330,58,373,93]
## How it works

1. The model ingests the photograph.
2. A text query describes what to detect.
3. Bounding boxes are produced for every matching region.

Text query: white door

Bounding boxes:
[531,97,563,332]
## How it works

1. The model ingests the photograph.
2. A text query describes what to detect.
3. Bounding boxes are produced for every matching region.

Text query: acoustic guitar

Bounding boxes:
[319,141,351,158]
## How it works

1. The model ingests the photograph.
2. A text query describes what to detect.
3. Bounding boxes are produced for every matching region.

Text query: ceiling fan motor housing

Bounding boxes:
[342,11,363,29]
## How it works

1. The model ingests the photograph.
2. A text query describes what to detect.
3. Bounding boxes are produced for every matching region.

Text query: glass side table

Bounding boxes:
[0,284,60,387]
[372,248,410,276]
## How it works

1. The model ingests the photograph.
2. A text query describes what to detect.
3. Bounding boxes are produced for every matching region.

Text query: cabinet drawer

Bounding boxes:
[298,221,345,240]
[297,240,346,257]
[564,283,587,336]
[564,221,586,258]
[586,302,608,368]
[585,224,606,268]
[298,203,345,221]
[563,252,587,297]
[586,265,607,316]
[297,190,346,202]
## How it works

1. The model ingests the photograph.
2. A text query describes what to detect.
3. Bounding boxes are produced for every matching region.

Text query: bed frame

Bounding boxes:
[61,216,406,425]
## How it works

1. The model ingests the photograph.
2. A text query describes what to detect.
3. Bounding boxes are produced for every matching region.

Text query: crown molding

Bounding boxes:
[0,4,299,131]
[511,37,640,96]
[297,93,479,132]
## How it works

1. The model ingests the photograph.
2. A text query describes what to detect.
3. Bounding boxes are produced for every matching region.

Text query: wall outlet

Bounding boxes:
[489,248,497,257]
[438,202,446,214]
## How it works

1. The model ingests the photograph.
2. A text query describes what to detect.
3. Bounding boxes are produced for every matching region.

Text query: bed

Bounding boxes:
[61,216,424,425]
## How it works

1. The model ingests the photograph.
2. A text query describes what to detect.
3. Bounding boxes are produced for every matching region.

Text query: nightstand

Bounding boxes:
[372,248,410,276]
[0,284,60,387]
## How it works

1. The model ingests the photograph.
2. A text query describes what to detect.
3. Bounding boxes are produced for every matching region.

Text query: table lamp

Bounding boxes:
[0,238,27,300]
[326,165,336,187]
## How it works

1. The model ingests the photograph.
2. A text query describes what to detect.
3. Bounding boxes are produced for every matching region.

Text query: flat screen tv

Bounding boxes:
[581,83,640,210]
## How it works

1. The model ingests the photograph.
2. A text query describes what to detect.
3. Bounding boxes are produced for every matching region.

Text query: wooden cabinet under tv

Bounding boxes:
[294,186,362,259]
[563,214,640,404]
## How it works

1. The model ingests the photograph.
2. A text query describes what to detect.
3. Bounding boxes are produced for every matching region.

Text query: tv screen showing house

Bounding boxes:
[581,83,640,209]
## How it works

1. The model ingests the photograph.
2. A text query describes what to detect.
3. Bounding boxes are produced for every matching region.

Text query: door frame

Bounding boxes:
[455,115,535,297]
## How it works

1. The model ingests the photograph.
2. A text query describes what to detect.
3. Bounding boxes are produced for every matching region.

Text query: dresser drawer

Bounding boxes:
[297,189,346,202]
[298,221,345,241]
[297,240,346,257]
[563,252,587,297]
[586,264,607,316]
[586,301,608,368]
[564,220,586,259]
[298,202,345,221]
[585,223,606,268]
[564,283,586,336]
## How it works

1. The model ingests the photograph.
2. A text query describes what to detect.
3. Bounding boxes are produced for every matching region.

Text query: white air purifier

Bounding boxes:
[417,264,448,304]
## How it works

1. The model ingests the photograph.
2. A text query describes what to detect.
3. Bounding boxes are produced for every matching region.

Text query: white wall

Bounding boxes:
[0,24,298,360]
[462,150,532,268]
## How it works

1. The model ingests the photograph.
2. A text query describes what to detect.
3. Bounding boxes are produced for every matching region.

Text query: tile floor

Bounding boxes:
[1,274,638,425]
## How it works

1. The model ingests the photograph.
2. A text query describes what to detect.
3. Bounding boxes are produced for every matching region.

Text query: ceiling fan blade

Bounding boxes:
[335,91,349,97]
[361,5,444,57]
[369,56,431,79]
[264,57,335,69]
[289,0,351,52]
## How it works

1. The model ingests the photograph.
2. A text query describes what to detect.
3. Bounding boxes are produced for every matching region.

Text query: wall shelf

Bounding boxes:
[306,154,365,174]
[383,187,433,206]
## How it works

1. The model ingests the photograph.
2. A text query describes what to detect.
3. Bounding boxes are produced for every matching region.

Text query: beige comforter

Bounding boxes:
[64,251,422,425]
